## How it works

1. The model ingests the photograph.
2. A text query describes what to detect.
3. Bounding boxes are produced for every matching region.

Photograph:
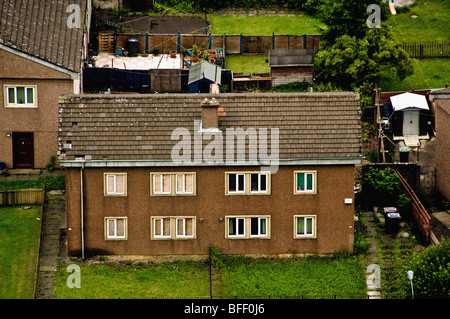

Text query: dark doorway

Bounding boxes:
[13,132,34,168]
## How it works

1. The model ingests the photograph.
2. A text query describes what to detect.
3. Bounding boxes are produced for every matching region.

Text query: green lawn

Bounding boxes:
[385,0,450,42]
[54,261,211,298]
[380,58,450,91]
[53,255,367,299]
[225,54,270,74]
[0,205,42,299]
[219,256,367,298]
[209,14,324,35]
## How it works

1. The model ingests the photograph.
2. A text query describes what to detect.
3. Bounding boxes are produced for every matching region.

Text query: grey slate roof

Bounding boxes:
[269,49,314,67]
[0,0,87,73]
[58,93,362,163]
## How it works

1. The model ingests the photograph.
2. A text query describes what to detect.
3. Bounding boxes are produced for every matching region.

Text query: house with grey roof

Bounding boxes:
[188,61,222,93]
[58,92,362,258]
[0,0,90,169]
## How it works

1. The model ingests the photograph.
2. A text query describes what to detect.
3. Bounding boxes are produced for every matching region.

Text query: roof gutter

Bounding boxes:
[59,157,363,168]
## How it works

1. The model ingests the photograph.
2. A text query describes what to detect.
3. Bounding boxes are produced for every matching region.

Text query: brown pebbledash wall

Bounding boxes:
[65,165,356,257]
[0,49,75,168]
[435,99,450,201]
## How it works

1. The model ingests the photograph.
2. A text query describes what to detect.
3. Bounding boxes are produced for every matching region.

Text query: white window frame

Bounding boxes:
[104,173,127,196]
[150,173,196,196]
[152,173,172,195]
[151,216,196,240]
[4,85,37,107]
[227,173,246,194]
[175,217,195,239]
[249,217,269,238]
[294,171,317,194]
[175,173,195,195]
[294,215,317,238]
[226,172,271,195]
[105,217,127,240]
[249,173,269,194]
[227,217,246,238]
[226,216,270,239]
[152,217,172,239]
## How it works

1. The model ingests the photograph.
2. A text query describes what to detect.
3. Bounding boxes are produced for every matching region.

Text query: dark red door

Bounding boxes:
[13,132,34,168]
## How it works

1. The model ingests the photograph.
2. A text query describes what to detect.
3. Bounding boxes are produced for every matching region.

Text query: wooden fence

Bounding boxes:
[395,169,439,245]
[102,32,322,55]
[0,188,44,206]
[401,41,450,58]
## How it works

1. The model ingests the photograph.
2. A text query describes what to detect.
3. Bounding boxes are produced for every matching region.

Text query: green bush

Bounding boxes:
[408,238,450,298]
[362,167,411,209]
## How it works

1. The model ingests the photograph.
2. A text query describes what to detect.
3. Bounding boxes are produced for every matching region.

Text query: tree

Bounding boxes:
[319,0,384,41]
[313,26,412,91]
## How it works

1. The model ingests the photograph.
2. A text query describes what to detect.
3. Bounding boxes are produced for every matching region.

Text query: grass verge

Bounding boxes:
[0,205,42,298]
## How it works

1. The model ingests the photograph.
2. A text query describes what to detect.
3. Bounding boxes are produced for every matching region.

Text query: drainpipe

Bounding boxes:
[80,162,85,260]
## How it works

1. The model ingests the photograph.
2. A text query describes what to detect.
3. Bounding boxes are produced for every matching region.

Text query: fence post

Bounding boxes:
[272,32,275,50]
[146,32,149,53]
[177,32,181,53]
[240,33,243,55]
[303,34,307,49]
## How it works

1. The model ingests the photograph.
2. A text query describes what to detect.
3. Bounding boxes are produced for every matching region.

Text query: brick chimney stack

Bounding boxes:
[201,98,219,129]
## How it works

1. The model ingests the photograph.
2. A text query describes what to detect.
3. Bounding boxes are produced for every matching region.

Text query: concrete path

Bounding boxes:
[362,211,382,299]
[34,191,66,299]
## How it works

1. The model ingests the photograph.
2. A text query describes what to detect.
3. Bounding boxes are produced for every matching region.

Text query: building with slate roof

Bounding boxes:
[58,92,362,258]
[0,0,90,169]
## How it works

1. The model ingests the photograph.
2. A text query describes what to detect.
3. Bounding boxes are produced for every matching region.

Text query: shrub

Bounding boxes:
[408,238,450,298]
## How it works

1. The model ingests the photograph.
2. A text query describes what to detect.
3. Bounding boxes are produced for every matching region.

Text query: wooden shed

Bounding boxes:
[269,49,314,87]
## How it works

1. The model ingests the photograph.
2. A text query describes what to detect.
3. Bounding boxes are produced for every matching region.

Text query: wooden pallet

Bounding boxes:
[98,33,115,53]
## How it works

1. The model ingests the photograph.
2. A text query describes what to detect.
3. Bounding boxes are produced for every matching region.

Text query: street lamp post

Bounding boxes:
[407,270,414,299]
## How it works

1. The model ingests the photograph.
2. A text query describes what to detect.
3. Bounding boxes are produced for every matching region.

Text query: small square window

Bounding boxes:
[294,171,316,194]
[104,173,127,196]
[105,217,127,240]
[294,215,316,238]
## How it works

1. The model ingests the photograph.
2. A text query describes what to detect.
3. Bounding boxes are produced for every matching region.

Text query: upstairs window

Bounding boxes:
[226,172,270,195]
[150,173,196,196]
[104,173,127,196]
[5,85,36,107]
[294,171,316,194]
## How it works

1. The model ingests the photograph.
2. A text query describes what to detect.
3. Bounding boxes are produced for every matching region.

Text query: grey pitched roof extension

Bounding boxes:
[58,93,362,166]
[0,0,87,73]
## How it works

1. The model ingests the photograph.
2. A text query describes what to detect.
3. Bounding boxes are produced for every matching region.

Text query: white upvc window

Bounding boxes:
[175,217,195,238]
[294,171,317,194]
[227,173,246,194]
[294,215,317,238]
[5,85,37,107]
[105,217,127,240]
[249,217,268,237]
[151,217,196,240]
[227,217,246,238]
[226,172,271,195]
[152,173,172,195]
[226,216,270,239]
[152,217,172,239]
[104,173,127,196]
[150,173,196,196]
[175,173,195,194]
[250,173,268,194]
